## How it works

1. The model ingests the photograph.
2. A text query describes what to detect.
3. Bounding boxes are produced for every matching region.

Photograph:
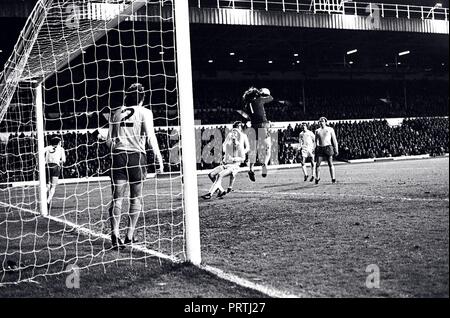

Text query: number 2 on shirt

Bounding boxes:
[120,108,135,127]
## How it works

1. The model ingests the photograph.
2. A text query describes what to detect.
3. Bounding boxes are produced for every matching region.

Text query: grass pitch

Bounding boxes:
[197,157,449,297]
[0,157,448,297]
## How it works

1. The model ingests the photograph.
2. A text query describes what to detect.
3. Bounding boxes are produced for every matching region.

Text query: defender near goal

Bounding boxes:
[107,83,164,249]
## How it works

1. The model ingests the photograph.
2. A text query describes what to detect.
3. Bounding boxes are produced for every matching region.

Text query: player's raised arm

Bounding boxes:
[143,109,164,173]
[259,88,274,104]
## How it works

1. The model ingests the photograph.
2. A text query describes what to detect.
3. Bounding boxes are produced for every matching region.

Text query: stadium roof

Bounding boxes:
[190,24,449,76]
[0,1,448,77]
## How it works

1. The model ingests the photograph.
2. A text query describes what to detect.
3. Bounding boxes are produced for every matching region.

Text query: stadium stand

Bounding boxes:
[193,80,448,124]
[1,117,447,182]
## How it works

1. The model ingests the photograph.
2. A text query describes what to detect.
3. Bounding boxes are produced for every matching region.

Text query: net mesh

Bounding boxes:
[0,0,185,284]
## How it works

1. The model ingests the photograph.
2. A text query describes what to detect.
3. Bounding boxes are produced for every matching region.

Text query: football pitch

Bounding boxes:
[0,157,448,297]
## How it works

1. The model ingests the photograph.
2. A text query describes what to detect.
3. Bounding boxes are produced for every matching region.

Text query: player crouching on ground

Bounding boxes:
[315,117,339,184]
[202,121,249,200]
[299,123,316,182]
[106,83,164,250]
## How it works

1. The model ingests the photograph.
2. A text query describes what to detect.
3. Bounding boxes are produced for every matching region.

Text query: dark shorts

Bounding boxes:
[315,145,334,159]
[253,122,270,140]
[46,163,61,181]
[111,151,147,183]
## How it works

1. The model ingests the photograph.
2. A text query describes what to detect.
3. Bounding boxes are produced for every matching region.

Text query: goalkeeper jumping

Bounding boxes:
[241,86,274,182]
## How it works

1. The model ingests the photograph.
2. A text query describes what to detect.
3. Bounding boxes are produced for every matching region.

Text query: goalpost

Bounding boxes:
[0,0,201,284]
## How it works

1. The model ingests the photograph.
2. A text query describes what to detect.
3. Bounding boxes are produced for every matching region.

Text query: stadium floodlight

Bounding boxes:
[395,51,410,69]
[349,61,354,65]
[229,52,235,56]
[208,59,214,63]
[268,60,273,64]
[344,49,357,67]
[239,59,244,63]
[294,53,299,57]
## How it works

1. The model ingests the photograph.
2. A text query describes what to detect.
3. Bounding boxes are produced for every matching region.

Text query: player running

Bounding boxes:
[106,83,164,249]
[315,117,339,184]
[201,121,249,200]
[241,86,273,182]
[44,136,66,211]
[299,123,316,182]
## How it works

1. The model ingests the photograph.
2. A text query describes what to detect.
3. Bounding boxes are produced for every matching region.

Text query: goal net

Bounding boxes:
[0,0,200,284]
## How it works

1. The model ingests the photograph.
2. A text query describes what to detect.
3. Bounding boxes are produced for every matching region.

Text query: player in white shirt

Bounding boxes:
[299,123,316,182]
[44,137,66,211]
[315,117,339,184]
[106,83,164,249]
[201,122,249,200]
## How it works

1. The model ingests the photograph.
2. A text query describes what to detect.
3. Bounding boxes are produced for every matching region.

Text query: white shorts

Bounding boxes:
[210,163,241,177]
[301,148,315,159]
[223,163,240,176]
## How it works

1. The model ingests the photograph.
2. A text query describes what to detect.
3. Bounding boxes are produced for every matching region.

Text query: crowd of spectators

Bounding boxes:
[0,117,447,183]
[278,117,449,163]
[193,80,448,124]
[193,93,448,125]
[1,80,447,132]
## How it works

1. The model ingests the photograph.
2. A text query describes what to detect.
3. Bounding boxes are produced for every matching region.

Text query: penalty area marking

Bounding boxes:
[223,188,450,203]
[0,201,301,298]
[200,264,304,298]
[0,201,181,264]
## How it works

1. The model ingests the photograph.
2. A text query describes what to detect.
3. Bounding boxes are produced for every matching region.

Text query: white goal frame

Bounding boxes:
[0,0,202,266]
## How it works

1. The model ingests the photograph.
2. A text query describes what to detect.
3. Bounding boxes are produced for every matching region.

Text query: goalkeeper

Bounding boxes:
[106,83,164,249]
[201,121,249,200]
[241,86,274,182]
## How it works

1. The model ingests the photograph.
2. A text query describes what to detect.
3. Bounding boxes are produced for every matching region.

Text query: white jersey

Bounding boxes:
[223,128,249,164]
[315,126,337,147]
[108,105,155,154]
[299,130,315,150]
[44,145,66,166]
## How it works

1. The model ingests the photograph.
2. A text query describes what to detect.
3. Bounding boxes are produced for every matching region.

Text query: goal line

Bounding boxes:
[0,196,301,298]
